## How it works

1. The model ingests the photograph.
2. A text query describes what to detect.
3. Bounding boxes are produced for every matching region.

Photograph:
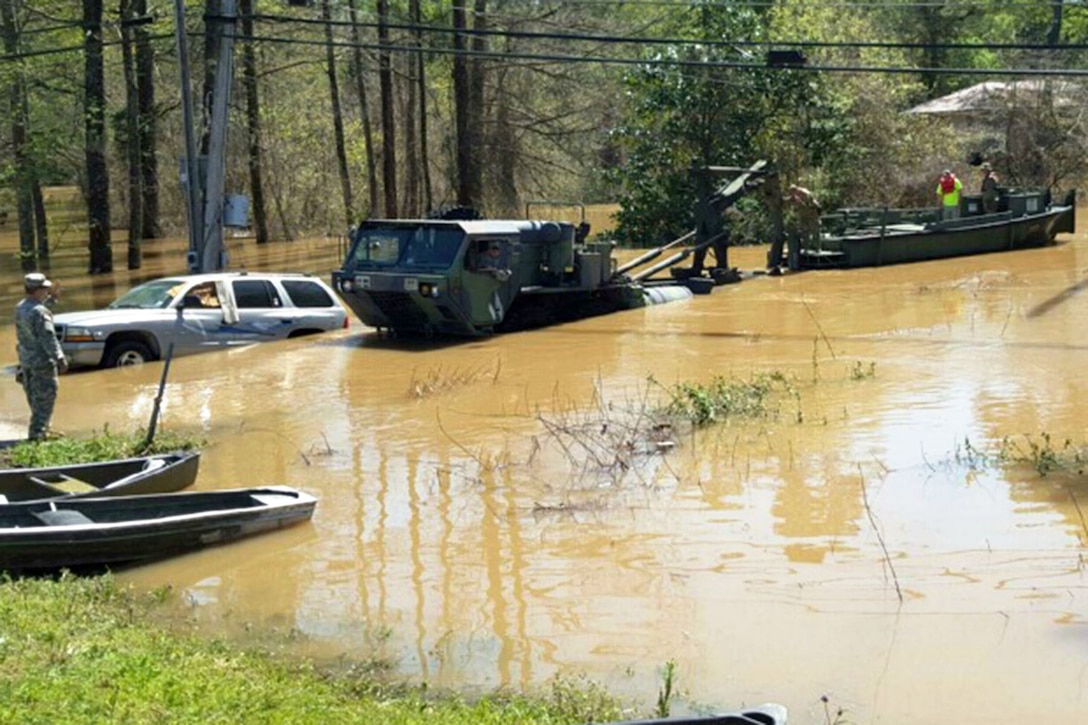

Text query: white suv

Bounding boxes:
[54,272,349,369]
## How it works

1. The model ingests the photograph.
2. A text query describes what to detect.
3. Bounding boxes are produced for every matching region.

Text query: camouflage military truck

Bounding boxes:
[332,218,690,337]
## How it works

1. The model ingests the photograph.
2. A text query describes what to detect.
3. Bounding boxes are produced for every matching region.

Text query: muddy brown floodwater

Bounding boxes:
[1,218,1087,723]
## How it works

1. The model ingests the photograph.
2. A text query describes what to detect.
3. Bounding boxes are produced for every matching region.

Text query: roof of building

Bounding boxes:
[907,80,1081,115]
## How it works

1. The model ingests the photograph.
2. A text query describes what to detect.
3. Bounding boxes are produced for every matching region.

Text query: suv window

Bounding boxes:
[233,279,282,309]
[282,280,335,308]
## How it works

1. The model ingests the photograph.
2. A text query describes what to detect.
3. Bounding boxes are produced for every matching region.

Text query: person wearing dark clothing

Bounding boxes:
[980,163,1000,214]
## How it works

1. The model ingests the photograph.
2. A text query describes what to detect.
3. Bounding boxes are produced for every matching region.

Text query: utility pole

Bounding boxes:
[200,0,237,272]
[173,0,202,272]
[174,0,236,273]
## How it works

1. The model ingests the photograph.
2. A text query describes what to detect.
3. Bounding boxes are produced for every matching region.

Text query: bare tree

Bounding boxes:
[322,0,353,229]
[347,0,378,217]
[240,0,268,243]
[1,0,37,270]
[121,0,143,269]
[403,0,420,217]
[411,0,432,212]
[452,1,481,208]
[378,0,397,217]
[84,0,112,274]
[135,0,160,239]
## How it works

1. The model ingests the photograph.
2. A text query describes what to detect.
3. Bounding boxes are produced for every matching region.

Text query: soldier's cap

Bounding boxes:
[24,273,52,291]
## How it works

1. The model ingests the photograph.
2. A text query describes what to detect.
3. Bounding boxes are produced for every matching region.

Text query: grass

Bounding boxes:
[0,575,627,725]
[0,428,203,469]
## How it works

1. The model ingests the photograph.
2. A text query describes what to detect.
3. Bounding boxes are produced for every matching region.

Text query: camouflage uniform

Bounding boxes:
[15,290,66,441]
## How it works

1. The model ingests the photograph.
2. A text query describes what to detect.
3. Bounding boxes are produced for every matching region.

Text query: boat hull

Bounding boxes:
[798,194,1076,269]
[0,485,316,573]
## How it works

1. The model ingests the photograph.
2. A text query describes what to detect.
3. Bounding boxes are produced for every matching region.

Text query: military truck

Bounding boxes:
[331,218,692,337]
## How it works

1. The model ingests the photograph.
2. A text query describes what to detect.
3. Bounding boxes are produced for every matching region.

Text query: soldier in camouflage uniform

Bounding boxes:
[15,273,68,441]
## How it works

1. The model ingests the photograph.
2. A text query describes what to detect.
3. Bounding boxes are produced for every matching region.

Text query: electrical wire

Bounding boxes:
[247,11,1088,53]
[228,30,1088,78]
[0,33,174,62]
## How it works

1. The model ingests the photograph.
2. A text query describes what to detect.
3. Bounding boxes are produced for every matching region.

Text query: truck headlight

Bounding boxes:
[64,327,101,343]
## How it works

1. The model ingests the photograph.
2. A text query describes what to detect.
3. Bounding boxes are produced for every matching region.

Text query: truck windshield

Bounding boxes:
[108,279,186,309]
[348,225,465,270]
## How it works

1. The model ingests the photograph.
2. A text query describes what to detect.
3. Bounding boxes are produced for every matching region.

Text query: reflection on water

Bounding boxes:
[1,224,1088,722]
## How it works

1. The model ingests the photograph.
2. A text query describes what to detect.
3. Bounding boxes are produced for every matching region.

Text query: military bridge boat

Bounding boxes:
[797,187,1076,269]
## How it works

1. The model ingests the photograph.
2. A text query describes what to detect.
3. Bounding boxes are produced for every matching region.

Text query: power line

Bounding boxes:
[233,30,1088,78]
[246,11,1088,54]
[523,0,1077,7]
[0,33,174,63]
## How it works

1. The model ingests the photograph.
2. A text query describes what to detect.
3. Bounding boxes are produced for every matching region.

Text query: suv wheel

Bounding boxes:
[103,340,154,368]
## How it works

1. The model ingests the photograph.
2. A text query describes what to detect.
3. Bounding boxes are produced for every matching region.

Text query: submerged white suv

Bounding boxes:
[54,272,349,369]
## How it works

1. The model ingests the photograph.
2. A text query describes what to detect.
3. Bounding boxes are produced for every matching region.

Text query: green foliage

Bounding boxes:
[606,4,848,246]
[660,372,791,427]
[0,576,626,725]
[0,428,203,469]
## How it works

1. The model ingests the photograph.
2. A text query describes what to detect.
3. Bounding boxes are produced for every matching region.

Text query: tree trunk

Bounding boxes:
[200,0,222,156]
[84,0,112,274]
[1047,0,1063,46]
[2,0,37,270]
[413,0,432,213]
[402,0,420,217]
[134,0,159,239]
[468,0,486,209]
[377,0,397,217]
[452,2,474,208]
[322,0,353,229]
[493,69,518,217]
[240,0,269,243]
[348,0,378,218]
[121,0,143,269]
[31,179,48,263]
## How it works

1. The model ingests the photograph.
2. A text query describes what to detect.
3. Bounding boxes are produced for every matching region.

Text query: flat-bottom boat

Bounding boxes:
[0,451,201,503]
[598,704,787,724]
[798,188,1076,268]
[0,485,316,574]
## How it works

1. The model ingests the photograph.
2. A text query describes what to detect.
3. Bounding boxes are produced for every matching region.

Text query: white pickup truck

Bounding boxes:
[53,272,349,369]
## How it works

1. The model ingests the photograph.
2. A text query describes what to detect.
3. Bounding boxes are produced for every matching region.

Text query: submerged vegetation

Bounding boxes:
[953,433,1088,477]
[658,372,794,427]
[0,428,204,469]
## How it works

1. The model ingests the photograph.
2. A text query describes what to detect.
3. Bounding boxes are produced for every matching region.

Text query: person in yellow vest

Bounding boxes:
[936,169,962,220]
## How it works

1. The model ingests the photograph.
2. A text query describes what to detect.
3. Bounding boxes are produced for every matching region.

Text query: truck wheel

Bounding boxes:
[103,340,154,368]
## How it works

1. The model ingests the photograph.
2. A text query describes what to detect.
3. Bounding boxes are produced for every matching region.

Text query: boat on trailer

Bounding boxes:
[797,188,1076,268]
[0,451,201,504]
[0,485,316,574]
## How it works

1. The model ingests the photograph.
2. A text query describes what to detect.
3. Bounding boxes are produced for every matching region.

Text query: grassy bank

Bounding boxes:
[0,576,624,724]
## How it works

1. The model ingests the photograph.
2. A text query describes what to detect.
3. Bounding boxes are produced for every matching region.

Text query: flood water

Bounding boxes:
[1,216,1087,723]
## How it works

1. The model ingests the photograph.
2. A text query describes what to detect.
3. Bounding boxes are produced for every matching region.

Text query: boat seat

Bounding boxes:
[28,474,97,494]
[103,457,167,490]
[32,509,94,526]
